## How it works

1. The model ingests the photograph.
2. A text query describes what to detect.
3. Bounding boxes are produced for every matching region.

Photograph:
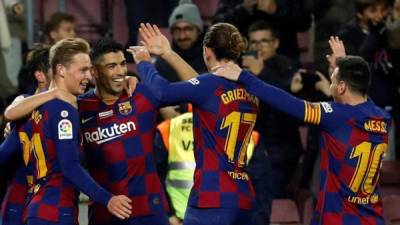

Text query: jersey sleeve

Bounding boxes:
[238,70,343,129]
[49,101,112,206]
[137,61,211,106]
[238,70,306,120]
[302,101,345,130]
[0,128,21,165]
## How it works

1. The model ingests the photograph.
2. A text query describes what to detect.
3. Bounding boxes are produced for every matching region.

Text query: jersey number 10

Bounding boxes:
[349,141,387,195]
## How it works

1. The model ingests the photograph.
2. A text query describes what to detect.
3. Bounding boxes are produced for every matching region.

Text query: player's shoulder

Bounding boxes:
[365,99,392,121]
[188,73,232,88]
[44,99,77,115]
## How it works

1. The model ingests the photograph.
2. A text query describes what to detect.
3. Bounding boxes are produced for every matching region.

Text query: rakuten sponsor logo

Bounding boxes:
[84,121,136,144]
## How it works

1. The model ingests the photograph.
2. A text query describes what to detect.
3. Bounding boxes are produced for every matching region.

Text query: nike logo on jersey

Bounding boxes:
[82,116,94,124]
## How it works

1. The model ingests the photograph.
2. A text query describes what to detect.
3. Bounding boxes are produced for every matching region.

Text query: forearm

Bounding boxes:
[137,61,170,100]
[60,159,112,206]
[238,71,306,120]
[5,90,56,121]
[161,51,198,80]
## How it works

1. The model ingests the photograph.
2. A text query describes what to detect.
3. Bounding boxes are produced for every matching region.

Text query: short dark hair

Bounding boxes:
[45,12,75,36]
[90,38,124,64]
[203,23,246,61]
[18,44,51,94]
[248,20,278,39]
[354,0,388,13]
[49,38,90,77]
[336,56,371,96]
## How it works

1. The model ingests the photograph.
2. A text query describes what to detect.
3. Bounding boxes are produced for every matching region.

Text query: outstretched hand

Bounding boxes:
[139,23,171,56]
[326,36,346,69]
[213,62,242,81]
[127,46,152,64]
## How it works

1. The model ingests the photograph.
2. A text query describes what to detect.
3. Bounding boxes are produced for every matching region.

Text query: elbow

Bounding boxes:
[4,107,16,121]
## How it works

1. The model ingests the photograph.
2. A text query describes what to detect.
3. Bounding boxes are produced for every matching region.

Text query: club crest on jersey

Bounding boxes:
[58,119,73,140]
[118,101,132,115]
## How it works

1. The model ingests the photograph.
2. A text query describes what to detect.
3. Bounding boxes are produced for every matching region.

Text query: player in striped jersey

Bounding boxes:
[130,23,259,225]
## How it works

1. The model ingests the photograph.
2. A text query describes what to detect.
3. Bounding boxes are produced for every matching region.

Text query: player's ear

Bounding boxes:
[338,80,346,95]
[34,70,46,83]
[203,47,214,62]
[50,31,58,42]
[56,64,66,78]
[91,67,99,79]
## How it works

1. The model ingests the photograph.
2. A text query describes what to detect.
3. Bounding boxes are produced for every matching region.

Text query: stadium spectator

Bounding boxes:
[45,12,76,44]
[213,0,312,62]
[155,0,208,120]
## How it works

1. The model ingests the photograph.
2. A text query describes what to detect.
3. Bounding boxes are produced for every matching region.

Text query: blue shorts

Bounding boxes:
[183,206,253,225]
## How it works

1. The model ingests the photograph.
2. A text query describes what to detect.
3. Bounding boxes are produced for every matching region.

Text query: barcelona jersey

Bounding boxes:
[138,61,259,210]
[0,125,29,225]
[78,87,169,224]
[237,70,392,225]
[15,99,111,223]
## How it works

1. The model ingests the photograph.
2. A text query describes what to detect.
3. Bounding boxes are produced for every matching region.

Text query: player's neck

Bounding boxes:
[95,88,121,105]
[209,60,235,73]
[342,94,367,106]
[52,78,70,94]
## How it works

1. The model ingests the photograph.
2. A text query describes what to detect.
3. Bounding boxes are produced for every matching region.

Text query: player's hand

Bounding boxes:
[124,76,139,97]
[3,122,11,138]
[326,36,346,69]
[213,62,242,81]
[169,215,183,225]
[53,88,78,109]
[139,23,171,57]
[107,195,132,220]
[127,46,152,64]
[314,71,331,96]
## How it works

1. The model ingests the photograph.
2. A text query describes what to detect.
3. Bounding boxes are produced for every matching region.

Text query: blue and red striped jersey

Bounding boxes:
[1,165,28,223]
[17,99,111,223]
[237,71,392,225]
[0,122,31,224]
[78,87,169,224]
[138,61,259,210]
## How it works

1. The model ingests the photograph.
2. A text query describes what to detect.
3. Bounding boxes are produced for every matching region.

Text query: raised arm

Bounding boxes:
[138,23,198,80]
[4,88,77,121]
[238,70,306,121]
